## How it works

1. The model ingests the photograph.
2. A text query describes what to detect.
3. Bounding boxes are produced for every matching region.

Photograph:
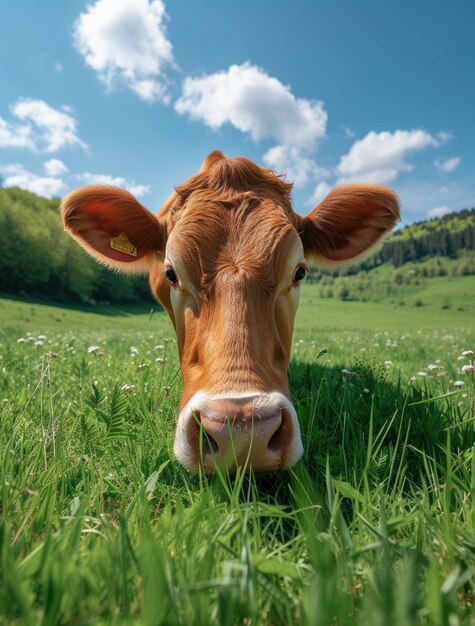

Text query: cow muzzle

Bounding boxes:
[173,392,304,473]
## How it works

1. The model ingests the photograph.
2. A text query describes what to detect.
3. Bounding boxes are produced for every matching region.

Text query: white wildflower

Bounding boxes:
[427,364,438,371]
[17,338,26,343]
[416,371,428,377]
[462,350,474,359]
[130,347,139,355]
[87,346,100,354]
[155,357,168,365]
[121,384,136,395]
[453,380,465,387]
[341,368,357,378]
[34,340,44,347]
[461,365,474,374]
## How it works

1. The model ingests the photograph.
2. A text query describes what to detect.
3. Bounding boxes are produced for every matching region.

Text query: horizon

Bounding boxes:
[0,0,474,226]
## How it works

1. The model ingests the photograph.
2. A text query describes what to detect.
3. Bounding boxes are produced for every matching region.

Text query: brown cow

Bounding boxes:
[61,151,399,473]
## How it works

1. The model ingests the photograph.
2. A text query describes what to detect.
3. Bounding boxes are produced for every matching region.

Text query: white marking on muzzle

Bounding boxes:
[173,390,304,471]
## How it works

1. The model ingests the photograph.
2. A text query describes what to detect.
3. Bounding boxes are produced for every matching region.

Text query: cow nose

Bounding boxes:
[176,395,301,473]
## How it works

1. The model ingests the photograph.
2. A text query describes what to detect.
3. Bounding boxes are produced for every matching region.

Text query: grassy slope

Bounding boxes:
[2,273,474,334]
[1,281,475,625]
[297,277,475,332]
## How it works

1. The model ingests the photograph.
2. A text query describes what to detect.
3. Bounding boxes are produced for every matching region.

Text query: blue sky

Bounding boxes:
[0,0,473,224]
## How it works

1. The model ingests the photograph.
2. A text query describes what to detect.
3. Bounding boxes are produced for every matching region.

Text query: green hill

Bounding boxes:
[379,208,475,266]
[308,207,475,303]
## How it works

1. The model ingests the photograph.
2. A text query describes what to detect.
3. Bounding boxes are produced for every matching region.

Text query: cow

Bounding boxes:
[61,151,399,473]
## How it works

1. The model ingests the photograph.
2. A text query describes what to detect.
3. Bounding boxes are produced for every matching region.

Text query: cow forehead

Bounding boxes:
[166,195,302,284]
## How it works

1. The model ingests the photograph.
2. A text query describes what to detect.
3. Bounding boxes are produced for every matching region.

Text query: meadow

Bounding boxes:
[1,279,475,625]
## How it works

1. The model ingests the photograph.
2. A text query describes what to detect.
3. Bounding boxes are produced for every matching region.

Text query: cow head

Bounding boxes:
[61,151,399,473]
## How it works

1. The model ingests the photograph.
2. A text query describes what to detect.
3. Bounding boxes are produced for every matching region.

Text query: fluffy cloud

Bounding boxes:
[307,181,332,206]
[0,117,35,150]
[434,157,461,173]
[263,145,329,188]
[77,172,151,197]
[2,99,87,153]
[337,129,439,185]
[427,205,452,218]
[44,158,69,176]
[73,0,173,102]
[0,163,65,198]
[176,63,327,149]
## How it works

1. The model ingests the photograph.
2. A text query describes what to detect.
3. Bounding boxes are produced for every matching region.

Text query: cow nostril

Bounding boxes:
[188,410,220,460]
[267,408,290,454]
[201,430,219,458]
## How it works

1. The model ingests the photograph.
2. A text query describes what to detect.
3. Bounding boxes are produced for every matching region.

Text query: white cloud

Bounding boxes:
[176,62,328,189]
[434,157,461,173]
[337,129,439,185]
[0,117,36,150]
[263,145,329,188]
[0,163,65,198]
[11,99,87,153]
[307,181,332,206]
[427,205,452,219]
[175,63,327,149]
[44,158,69,176]
[73,0,173,103]
[77,172,151,197]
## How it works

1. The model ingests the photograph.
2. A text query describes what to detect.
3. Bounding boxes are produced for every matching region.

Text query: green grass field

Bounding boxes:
[1,280,475,625]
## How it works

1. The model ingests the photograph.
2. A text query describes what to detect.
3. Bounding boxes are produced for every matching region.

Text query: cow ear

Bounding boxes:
[61,186,167,273]
[298,184,400,268]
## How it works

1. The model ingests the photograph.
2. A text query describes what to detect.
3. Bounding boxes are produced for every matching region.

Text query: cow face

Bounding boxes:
[61,151,399,473]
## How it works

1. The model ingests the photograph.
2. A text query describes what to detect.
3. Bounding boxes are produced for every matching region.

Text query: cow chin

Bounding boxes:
[173,391,304,474]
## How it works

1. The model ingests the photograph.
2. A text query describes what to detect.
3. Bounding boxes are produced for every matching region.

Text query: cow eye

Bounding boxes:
[293,266,306,283]
[165,268,178,284]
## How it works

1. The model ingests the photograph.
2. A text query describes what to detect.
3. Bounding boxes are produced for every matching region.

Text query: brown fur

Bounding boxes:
[61,152,400,416]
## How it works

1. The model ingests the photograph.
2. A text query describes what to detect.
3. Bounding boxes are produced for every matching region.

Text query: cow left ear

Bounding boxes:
[61,185,168,273]
[298,184,400,268]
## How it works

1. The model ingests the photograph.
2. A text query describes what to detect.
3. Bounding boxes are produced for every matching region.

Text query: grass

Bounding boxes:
[1,282,475,625]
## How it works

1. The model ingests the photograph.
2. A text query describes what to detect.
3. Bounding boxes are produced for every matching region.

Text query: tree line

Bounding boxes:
[379,212,475,267]
[0,187,154,304]
[307,207,475,281]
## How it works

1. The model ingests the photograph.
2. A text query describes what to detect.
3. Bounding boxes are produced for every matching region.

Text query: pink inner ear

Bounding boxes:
[322,227,384,261]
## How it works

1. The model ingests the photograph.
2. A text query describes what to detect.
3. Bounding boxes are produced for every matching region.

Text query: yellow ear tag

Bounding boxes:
[109,233,137,257]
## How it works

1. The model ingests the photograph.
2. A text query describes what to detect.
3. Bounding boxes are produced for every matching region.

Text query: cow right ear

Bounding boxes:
[61,186,167,273]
